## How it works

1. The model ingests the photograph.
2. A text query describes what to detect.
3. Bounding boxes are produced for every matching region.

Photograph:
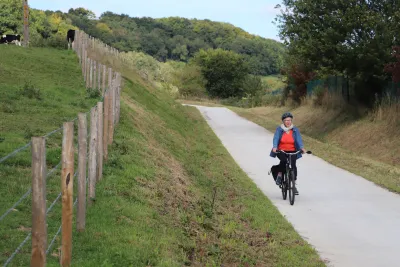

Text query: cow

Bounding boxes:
[67,29,75,49]
[0,34,21,46]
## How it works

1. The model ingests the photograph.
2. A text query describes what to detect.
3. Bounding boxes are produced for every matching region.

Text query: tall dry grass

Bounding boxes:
[372,93,400,128]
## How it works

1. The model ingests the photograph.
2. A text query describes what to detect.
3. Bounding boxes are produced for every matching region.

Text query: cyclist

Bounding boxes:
[270,112,307,195]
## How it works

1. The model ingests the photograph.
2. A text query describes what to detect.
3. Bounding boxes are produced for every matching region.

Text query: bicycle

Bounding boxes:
[276,150,312,205]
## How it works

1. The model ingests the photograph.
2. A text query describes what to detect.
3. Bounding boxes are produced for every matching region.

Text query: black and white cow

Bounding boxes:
[0,34,21,46]
[67,29,75,49]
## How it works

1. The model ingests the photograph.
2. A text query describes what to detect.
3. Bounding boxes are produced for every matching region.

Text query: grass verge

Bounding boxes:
[59,78,325,266]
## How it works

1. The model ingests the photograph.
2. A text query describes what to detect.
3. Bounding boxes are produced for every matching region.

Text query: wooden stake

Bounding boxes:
[103,93,109,161]
[88,106,98,205]
[108,83,115,145]
[61,122,74,267]
[102,64,106,96]
[31,137,47,267]
[77,113,87,232]
[97,102,103,181]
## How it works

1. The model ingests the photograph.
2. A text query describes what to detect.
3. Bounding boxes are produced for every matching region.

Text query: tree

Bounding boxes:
[68,8,96,19]
[0,0,22,34]
[193,48,249,98]
[276,0,400,105]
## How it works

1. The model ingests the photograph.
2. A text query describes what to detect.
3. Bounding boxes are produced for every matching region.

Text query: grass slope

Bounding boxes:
[0,45,101,266]
[0,46,325,266]
[64,78,325,266]
[232,106,400,193]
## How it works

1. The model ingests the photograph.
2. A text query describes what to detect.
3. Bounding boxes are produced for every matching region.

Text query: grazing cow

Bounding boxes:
[0,34,21,46]
[67,29,75,49]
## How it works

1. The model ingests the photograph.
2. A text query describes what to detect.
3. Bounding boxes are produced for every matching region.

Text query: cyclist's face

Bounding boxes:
[283,118,292,127]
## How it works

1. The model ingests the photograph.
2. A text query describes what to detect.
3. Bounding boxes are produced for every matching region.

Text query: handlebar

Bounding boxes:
[276,150,312,155]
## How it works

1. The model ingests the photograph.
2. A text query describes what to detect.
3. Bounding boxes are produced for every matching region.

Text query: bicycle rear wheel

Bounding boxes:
[289,170,295,205]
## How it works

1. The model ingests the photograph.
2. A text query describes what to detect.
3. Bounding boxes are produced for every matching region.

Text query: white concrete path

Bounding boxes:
[187,105,400,267]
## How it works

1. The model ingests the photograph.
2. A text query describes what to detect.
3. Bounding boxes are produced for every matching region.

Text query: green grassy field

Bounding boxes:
[0,45,101,266]
[0,46,325,266]
[261,75,285,92]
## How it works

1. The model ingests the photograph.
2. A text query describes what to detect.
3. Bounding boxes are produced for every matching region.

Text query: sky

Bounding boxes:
[29,0,284,41]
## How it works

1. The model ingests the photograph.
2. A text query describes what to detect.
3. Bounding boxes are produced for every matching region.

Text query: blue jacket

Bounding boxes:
[270,126,304,159]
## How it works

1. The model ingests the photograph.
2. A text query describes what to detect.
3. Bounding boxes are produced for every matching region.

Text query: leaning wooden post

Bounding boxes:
[88,106,98,205]
[97,102,103,181]
[61,122,74,267]
[31,137,47,267]
[103,92,109,161]
[77,113,87,232]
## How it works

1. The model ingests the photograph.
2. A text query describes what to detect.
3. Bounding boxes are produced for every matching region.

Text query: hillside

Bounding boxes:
[71,12,285,75]
[0,44,324,266]
[0,1,285,76]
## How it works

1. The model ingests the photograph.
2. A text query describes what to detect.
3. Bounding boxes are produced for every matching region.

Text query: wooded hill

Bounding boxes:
[0,1,285,76]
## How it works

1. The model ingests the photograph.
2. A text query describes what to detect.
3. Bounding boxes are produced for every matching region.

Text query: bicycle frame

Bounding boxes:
[277,150,302,174]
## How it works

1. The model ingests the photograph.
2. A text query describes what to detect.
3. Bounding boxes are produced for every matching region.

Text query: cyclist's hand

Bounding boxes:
[301,148,307,154]
[272,148,277,153]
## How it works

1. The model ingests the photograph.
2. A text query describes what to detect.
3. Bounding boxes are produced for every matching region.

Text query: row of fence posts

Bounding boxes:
[70,30,131,70]
[29,30,122,266]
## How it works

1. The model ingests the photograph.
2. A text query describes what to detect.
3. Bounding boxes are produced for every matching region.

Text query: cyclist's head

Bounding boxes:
[281,112,293,127]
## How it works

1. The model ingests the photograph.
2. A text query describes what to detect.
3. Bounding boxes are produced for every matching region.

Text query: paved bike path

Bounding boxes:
[188,105,400,267]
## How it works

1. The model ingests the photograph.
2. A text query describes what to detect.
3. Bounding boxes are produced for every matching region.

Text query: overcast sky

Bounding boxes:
[30,0,284,41]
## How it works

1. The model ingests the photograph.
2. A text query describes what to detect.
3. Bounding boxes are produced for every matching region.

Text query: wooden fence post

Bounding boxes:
[97,62,101,94]
[88,106,98,205]
[77,113,87,232]
[93,61,97,91]
[82,50,86,80]
[90,59,93,89]
[108,83,115,145]
[61,122,74,267]
[102,65,106,96]
[97,102,103,182]
[108,68,112,94]
[116,73,122,124]
[31,137,47,267]
[103,92,109,161]
[86,56,90,88]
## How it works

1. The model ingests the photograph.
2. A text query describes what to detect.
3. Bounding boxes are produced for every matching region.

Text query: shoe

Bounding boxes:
[293,186,299,195]
[276,172,282,186]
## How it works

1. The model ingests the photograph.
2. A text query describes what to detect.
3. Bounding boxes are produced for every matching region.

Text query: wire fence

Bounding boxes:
[1,29,123,266]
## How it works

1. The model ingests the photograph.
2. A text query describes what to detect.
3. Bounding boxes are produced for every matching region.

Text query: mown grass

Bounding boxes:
[232,106,400,193]
[1,45,325,266]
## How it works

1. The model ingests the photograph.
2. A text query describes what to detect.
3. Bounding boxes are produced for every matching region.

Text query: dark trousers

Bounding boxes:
[277,152,298,180]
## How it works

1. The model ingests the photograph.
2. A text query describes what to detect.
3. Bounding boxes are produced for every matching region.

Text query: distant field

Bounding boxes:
[262,75,286,91]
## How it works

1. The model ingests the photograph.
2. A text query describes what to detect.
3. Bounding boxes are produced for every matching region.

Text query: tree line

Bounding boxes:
[276,0,400,106]
[68,9,285,76]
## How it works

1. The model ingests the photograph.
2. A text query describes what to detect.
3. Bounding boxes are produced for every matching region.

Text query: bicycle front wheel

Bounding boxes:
[281,173,288,200]
[289,170,295,205]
